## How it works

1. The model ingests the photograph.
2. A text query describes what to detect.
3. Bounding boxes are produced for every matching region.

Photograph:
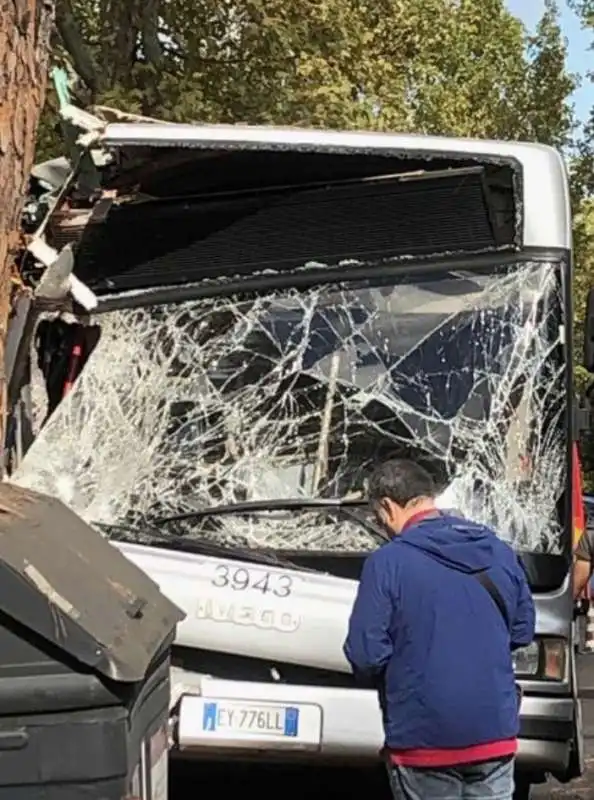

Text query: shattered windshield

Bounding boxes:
[12,260,565,553]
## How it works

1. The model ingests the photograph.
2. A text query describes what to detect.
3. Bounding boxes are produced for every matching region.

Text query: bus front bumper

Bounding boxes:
[516,695,576,775]
[170,669,578,773]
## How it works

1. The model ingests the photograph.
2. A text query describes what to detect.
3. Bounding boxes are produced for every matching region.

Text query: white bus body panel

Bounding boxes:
[114,540,354,673]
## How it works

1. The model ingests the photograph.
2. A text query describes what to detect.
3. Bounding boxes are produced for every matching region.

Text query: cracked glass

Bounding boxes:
[13,260,566,554]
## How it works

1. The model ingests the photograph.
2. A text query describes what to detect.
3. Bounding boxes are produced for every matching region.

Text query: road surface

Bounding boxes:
[170,760,391,798]
[169,758,594,799]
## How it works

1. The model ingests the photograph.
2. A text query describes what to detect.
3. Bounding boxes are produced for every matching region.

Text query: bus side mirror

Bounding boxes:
[584,287,594,372]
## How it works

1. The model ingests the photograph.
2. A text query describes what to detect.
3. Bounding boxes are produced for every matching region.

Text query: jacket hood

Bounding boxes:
[399,513,496,574]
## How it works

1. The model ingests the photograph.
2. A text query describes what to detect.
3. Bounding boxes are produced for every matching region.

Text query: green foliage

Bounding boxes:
[572,198,593,395]
[524,0,578,147]
[40,0,577,150]
[566,0,594,486]
[569,0,594,26]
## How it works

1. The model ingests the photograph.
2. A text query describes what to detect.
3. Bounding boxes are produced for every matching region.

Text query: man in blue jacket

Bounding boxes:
[344,459,535,800]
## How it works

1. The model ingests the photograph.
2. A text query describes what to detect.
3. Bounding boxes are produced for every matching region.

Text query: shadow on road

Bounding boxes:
[170,760,391,799]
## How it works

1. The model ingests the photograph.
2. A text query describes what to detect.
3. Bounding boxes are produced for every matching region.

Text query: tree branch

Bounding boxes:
[140,0,162,66]
[54,0,99,94]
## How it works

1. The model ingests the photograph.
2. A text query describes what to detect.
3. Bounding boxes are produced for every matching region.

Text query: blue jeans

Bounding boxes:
[387,756,515,799]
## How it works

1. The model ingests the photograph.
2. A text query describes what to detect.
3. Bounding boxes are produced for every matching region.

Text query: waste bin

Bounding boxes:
[0,483,185,799]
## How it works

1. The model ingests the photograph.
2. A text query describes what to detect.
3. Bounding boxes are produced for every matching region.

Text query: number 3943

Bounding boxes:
[211,564,293,598]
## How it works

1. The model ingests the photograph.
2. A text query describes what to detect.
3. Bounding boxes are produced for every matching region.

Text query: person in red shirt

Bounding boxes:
[344,459,535,800]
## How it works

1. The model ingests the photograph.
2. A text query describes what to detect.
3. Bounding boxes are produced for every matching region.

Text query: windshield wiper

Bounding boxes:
[152,497,363,523]
[151,497,387,544]
[94,520,171,542]
[96,519,318,571]
[99,499,386,572]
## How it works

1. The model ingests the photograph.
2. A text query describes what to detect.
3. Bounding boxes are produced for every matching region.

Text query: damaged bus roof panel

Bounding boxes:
[69,169,499,294]
[42,120,570,304]
[0,483,184,683]
[96,121,570,251]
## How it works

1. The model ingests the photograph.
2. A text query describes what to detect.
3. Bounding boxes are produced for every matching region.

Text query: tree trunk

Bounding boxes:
[0,0,54,459]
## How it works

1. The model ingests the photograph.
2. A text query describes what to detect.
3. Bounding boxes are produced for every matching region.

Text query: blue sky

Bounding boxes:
[506,0,592,121]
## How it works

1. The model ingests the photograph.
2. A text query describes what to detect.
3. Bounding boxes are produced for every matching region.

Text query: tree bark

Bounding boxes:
[0,0,54,456]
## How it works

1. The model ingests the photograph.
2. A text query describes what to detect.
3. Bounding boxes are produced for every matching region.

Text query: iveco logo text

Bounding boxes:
[195,598,301,632]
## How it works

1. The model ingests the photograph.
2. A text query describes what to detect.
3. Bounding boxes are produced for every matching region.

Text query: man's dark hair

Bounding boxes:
[368,459,436,506]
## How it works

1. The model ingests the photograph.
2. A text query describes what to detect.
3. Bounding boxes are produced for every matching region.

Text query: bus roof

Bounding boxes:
[99,123,571,251]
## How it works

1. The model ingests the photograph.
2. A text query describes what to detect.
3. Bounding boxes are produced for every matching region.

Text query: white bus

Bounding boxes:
[11,116,582,799]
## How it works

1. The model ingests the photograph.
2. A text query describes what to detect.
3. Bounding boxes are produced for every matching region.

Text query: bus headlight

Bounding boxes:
[512,638,566,680]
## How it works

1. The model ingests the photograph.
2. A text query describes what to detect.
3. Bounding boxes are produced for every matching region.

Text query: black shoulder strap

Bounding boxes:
[473,571,510,629]
[398,534,511,630]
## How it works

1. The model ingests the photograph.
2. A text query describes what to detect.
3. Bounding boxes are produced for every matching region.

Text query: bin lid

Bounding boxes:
[0,483,185,682]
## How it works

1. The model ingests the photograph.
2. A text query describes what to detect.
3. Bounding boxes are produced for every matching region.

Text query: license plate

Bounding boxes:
[177,695,322,751]
[203,702,299,737]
